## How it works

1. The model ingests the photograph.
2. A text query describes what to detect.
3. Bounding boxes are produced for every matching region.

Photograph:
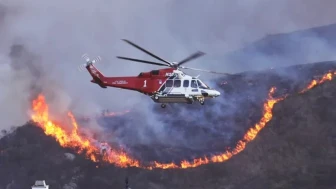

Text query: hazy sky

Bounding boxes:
[0,0,336,129]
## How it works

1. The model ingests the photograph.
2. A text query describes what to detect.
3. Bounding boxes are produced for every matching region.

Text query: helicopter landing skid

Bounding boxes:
[152,94,194,107]
[199,97,205,105]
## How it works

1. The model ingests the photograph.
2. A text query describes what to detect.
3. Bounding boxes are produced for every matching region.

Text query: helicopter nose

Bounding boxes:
[214,90,220,97]
[209,90,220,97]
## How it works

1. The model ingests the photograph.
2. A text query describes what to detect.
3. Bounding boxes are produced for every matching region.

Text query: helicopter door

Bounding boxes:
[162,79,173,94]
[183,79,190,94]
[189,79,199,95]
[183,80,189,90]
[170,79,182,94]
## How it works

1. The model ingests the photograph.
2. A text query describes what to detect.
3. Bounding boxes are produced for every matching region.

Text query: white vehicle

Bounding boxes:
[31,180,49,189]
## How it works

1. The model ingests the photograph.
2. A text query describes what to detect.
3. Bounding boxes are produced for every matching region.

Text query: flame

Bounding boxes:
[31,95,140,167]
[30,71,335,169]
[300,71,336,93]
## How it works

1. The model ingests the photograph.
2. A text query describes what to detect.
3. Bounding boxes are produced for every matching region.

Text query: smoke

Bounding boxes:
[1,0,336,159]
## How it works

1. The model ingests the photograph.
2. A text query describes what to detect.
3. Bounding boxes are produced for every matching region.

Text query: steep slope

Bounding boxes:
[98,61,336,163]
[1,62,336,189]
[82,73,335,189]
[240,23,336,56]
[223,23,336,72]
[0,124,95,189]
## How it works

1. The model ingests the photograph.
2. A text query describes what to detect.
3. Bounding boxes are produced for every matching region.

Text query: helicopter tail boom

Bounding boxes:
[86,63,152,92]
[86,64,107,88]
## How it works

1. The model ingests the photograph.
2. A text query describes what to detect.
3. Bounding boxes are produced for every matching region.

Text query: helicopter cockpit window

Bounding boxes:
[197,80,209,89]
[183,80,189,87]
[174,79,181,87]
[191,80,198,88]
[166,80,173,87]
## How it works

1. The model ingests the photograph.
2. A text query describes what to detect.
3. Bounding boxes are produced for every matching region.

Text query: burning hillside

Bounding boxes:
[1,61,336,189]
[31,94,140,168]
[28,68,336,170]
[29,87,282,169]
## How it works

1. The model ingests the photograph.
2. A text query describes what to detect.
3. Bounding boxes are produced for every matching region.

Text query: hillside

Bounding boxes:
[96,61,336,163]
[2,22,336,189]
[224,23,336,72]
[1,61,336,189]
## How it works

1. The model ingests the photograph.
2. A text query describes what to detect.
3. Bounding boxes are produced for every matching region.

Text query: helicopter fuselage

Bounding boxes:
[86,64,220,107]
[82,39,227,108]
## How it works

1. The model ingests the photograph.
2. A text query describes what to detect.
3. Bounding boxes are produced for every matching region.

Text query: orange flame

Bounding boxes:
[31,95,140,167]
[30,71,335,169]
[300,71,336,93]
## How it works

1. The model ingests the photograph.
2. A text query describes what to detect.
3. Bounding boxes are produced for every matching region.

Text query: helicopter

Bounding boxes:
[78,39,231,108]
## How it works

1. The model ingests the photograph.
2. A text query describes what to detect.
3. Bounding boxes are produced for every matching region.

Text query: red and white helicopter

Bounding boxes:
[79,39,231,108]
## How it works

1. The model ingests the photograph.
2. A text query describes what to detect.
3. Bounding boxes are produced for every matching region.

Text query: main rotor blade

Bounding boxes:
[117,56,169,67]
[122,39,172,66]
[177,51,205,66]
[180,66,231,75]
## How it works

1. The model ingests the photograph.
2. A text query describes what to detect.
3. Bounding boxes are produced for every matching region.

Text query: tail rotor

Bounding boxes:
[78,64,86,72]
[92,56,102,64]
[82,53,90,62]
[78,53,102,72]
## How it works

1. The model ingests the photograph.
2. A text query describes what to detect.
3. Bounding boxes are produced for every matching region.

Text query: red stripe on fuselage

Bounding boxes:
[87,65,175,95]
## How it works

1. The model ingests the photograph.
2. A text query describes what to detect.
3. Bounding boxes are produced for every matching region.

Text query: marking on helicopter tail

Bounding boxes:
[90,68,100,78]
[112,80,128,84]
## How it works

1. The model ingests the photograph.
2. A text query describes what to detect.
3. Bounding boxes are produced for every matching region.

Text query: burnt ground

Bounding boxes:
[1,61,336,189]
